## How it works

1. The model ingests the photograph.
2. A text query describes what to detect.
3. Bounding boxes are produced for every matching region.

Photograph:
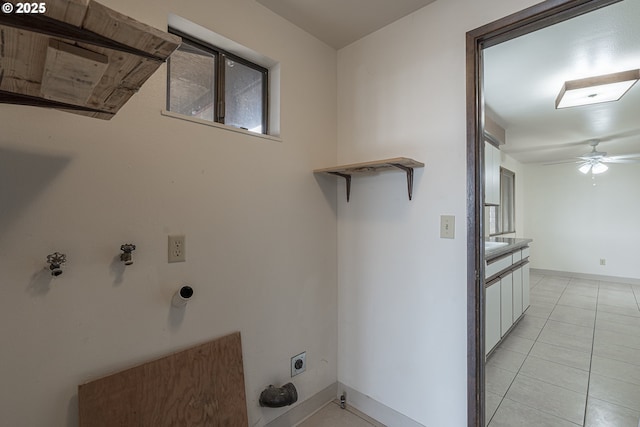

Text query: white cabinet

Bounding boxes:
[522,261,530,310]
[485,254,512,279]
[485,279,501,357]
[484,141,501,205]
[485,243,532,356]
[512,265,523,321]
[500,272,513,336]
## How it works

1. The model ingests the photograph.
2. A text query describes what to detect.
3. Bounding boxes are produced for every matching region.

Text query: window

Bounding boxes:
[167,30,268,134]
[488,167,515,235]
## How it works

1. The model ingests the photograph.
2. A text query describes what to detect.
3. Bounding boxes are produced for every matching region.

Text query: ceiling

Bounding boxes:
[484,0,640,164]
[255,0,436,49]
[255,0,640,165]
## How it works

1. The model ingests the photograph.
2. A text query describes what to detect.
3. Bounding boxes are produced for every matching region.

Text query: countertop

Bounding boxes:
[485,237,533,260]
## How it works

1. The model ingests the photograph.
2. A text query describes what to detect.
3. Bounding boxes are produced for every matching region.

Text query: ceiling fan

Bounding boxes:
[546,139,640,174]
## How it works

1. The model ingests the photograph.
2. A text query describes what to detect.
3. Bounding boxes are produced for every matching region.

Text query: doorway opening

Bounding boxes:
[465,1,622,426]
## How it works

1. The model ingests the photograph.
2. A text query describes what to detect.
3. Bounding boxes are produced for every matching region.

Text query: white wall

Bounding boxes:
[335,0,540,425]
[523,162,640,279]
[0,1,338,425]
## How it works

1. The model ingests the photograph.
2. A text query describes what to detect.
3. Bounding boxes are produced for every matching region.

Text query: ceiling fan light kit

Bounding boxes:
[544,139,640,174]
[579,161,608,174]
[555,69,640,109]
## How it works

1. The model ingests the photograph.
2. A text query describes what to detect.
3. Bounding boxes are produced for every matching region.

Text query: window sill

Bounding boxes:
[161,110,282,142]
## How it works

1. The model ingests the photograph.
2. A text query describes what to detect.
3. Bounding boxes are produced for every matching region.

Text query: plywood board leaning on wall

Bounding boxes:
[78,332,249,427]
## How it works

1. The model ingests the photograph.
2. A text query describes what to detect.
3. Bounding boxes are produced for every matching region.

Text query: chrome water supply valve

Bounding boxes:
[120,243,136,265]
[46,252,67,277]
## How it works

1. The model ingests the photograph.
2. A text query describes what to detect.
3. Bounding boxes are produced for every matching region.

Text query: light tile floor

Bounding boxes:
[486,273,640,427]
[297,400,385,427]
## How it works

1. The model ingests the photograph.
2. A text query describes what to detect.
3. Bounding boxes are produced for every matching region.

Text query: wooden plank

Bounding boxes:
[78,332,249,427]
[61,109,115,120]
[0,25,49,97]
[314,157,425,175]
[77,44,160,113]
[82,1,181,60]
[40,39,108,104]
[44,0,89,27]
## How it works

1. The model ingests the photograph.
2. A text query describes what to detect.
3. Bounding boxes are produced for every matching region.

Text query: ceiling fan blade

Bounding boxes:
[601,158,640,164]
[606,153,640,160]
[578,155,606,161]
[542,159,581,165]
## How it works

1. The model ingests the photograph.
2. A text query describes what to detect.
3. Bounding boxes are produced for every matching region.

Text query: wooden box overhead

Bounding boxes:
[0,0,181,119]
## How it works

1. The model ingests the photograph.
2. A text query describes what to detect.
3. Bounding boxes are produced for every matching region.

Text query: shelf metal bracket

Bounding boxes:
[328,172,352,202]
[391,163,415,200]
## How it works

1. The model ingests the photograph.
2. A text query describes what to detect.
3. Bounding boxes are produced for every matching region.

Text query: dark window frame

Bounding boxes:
[167,28,269,134]
[488,167,515,236]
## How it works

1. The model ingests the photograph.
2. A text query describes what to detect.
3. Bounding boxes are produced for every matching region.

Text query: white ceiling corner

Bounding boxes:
[255,0,640,165]
[255,0,436,49]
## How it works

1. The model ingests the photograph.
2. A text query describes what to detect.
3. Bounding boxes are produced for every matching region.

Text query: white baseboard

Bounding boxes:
[264,382,426,427]
[531,268,640,285]
[265,382,337,427]
[337,383,426,427]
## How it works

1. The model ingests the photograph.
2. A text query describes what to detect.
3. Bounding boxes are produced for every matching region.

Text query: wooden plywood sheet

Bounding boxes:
[78,332,249,427]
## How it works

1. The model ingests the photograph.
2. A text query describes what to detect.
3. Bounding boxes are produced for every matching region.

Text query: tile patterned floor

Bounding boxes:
[486,273,640,427]
[297,401,384,427]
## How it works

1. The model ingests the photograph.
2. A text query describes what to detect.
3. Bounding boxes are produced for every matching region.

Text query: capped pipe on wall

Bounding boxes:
[171,285,194,307]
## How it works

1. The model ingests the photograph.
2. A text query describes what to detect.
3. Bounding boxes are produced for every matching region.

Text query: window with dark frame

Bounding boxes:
[167,30,268,134]
[488,167,515,236]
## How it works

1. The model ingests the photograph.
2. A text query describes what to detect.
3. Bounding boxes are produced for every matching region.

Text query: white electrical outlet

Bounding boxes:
[168,235,186,263]
[291,352,306,377]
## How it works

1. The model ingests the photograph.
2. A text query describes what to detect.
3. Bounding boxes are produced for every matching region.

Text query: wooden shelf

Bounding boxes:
[314,157,424,202]
[0,0,181,120]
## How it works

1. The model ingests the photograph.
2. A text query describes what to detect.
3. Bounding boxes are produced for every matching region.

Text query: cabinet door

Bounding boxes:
[512,266,523,321]
[485,280,501,356]
[500,272,513,336]
[522,262,530,310]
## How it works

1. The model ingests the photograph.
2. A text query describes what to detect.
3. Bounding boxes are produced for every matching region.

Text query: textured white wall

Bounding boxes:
[335,0,540,425]
[523,162,640,279]
[0,1,338,426]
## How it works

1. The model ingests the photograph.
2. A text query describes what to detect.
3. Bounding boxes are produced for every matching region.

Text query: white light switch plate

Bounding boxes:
[440,215,455,239]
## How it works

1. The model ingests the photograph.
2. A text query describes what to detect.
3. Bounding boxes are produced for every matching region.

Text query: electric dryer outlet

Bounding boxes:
[291,352,306,377]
